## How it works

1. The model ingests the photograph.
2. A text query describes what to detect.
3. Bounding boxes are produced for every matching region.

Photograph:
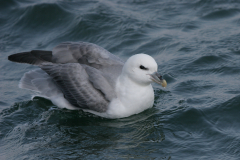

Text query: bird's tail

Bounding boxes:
[19,69,62,98]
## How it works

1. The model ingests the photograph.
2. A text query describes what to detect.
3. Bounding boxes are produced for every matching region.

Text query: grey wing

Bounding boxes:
[41,63,114,113]
[8,42,124,88]
[52,42,124,87]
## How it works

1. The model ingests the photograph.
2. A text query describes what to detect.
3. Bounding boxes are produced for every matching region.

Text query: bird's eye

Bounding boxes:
[139,65,148,70]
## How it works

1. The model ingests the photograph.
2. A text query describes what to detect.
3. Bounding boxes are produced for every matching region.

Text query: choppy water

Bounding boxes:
[1,0,240,159]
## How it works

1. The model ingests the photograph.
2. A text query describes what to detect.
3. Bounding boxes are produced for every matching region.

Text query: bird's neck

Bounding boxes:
[118,73,150,89]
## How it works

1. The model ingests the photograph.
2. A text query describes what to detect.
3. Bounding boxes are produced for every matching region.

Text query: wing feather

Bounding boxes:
[41,63,110,112]
[52,42,123,86]
[8,50,52,65]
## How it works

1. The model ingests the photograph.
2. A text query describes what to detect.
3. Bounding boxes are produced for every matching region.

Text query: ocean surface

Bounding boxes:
[1,0,240,159]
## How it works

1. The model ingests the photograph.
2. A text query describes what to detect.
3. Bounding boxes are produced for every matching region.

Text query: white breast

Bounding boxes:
[105,75,154,118]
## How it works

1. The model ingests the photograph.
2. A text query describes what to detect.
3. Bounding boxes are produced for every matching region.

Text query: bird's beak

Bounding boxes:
[150,72,167,87]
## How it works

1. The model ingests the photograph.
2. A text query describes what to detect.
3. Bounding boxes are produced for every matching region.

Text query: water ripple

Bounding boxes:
[1,0,240,159]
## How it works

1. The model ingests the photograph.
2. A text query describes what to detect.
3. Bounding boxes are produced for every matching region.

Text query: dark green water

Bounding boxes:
[1,0,240,159]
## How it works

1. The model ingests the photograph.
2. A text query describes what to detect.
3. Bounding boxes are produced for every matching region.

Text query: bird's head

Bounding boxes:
[122,53,167,87]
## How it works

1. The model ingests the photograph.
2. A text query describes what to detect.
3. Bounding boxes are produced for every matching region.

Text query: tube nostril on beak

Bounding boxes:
[149,72,167,87]
[158,75,163,81]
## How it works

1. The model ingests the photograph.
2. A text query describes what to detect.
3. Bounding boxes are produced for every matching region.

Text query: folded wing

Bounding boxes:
[8,42,124,88]
[41,63,114,112]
